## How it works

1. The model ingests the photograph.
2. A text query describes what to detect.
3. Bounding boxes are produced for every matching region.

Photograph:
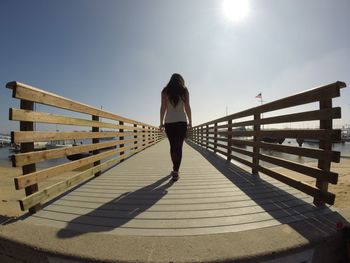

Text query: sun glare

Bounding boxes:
[222,0,250,22]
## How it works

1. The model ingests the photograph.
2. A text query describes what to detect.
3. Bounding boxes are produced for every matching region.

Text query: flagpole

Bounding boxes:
[255,92,264,129]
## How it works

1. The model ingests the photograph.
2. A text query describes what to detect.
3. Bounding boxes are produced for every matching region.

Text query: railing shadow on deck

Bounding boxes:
[56,175,174,238]
[186,140,349,240]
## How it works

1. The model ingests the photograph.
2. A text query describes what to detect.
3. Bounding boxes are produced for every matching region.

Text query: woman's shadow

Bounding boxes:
[57,175,174,238]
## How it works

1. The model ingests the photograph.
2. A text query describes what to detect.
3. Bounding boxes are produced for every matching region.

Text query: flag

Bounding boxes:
[255,93,262,99]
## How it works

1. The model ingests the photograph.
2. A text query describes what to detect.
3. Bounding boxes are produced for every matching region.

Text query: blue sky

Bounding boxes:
[1,0,349,134]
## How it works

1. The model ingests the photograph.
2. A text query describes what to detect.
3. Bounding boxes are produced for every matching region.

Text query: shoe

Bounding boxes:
[171,171,179,182]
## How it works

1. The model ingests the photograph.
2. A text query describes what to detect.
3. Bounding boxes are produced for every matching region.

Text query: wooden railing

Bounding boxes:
[189,81,346,206]
[7,81,164,213]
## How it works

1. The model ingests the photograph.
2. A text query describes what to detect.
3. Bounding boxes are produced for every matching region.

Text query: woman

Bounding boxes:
[160,73,192,181]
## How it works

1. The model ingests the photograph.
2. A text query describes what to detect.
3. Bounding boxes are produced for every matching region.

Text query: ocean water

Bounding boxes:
[211,139,350,168]
[1,140,349,168]
[0,136,142,168]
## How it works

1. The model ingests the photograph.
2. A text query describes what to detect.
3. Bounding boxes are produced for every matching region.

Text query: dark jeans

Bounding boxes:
[164,122,187,172]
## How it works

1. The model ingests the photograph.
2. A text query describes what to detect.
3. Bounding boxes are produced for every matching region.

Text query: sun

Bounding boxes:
[222,0,250,22]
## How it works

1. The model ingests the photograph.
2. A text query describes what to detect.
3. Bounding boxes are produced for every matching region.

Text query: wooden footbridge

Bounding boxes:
[2,81,349,261]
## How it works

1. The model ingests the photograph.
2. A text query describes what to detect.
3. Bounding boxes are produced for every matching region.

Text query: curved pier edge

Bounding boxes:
[0,208,349,263]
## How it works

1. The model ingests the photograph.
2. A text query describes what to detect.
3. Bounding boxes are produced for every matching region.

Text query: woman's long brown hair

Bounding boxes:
[163,73,186,107]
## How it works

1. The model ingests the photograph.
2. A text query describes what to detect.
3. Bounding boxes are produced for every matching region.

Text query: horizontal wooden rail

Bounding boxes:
[10,108,149,130]
[197,137,340,162]
[205,108,341,128]
[258,154,338,184]
[13,138,140,166]
[200,81,345,126]
[207,129,341,140]
[12,131,147,143]
[6,81,164,213]
[257,142,340,162]
[6,81,154,128]
[189,81,346,206]
[14,140,150,189]
[258,166,335,204]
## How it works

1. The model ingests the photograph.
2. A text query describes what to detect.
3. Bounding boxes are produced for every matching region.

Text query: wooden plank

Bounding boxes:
[196,81,346,127]
[258,129,341,141]
[213,142,254,158]
[212,147,227,157]
[212,129,341,141]
[24,133,339,235]
[258,166,335,205]
[10,108,148,130]
[12,131,144,143]
[228,108,341,127]
[231,139,255,147]
[6,81,156,128]
[258,108,341,125]
[259,153,338,184]
[210,144,253,168]
[14,138,138,166]
[19,147,143,211]
[209,136,228,143]
[19,100,40,213]
[257,142,340,163]
[210,130,254,137]
[230,146,254,158]
[213,124,230,130]
[14,140,151,189]
[229,154,254,168]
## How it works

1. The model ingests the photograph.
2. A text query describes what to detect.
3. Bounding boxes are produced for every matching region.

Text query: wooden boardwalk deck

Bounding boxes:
[25,140,333,236]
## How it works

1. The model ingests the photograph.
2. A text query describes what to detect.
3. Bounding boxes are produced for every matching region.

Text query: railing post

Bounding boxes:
[119,121,124,162]
[227,120,232,161]
[154,128,156,143]
[314,99,332,206]
[252,113,261,174]
[206,124,209,149]
[147,126,151,145]
[200,126,204,146]
[134,124,138,150]
[151,127,154,143]
[20,100,40,213]
[92,115,101,177]
[192,127,196,143]
[142,125,146,146]
[194,127,197,143]
[157,128,160,142]
[214,122,218,153]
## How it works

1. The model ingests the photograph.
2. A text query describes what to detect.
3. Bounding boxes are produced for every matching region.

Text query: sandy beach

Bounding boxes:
[1,158,349,219]
[0,166,83,220]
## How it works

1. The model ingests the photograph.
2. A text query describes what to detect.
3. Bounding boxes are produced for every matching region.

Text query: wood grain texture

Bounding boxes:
[10,108,149,130]
[7,81,155,128]
[12,131,145,143]
[14,138,138,166]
